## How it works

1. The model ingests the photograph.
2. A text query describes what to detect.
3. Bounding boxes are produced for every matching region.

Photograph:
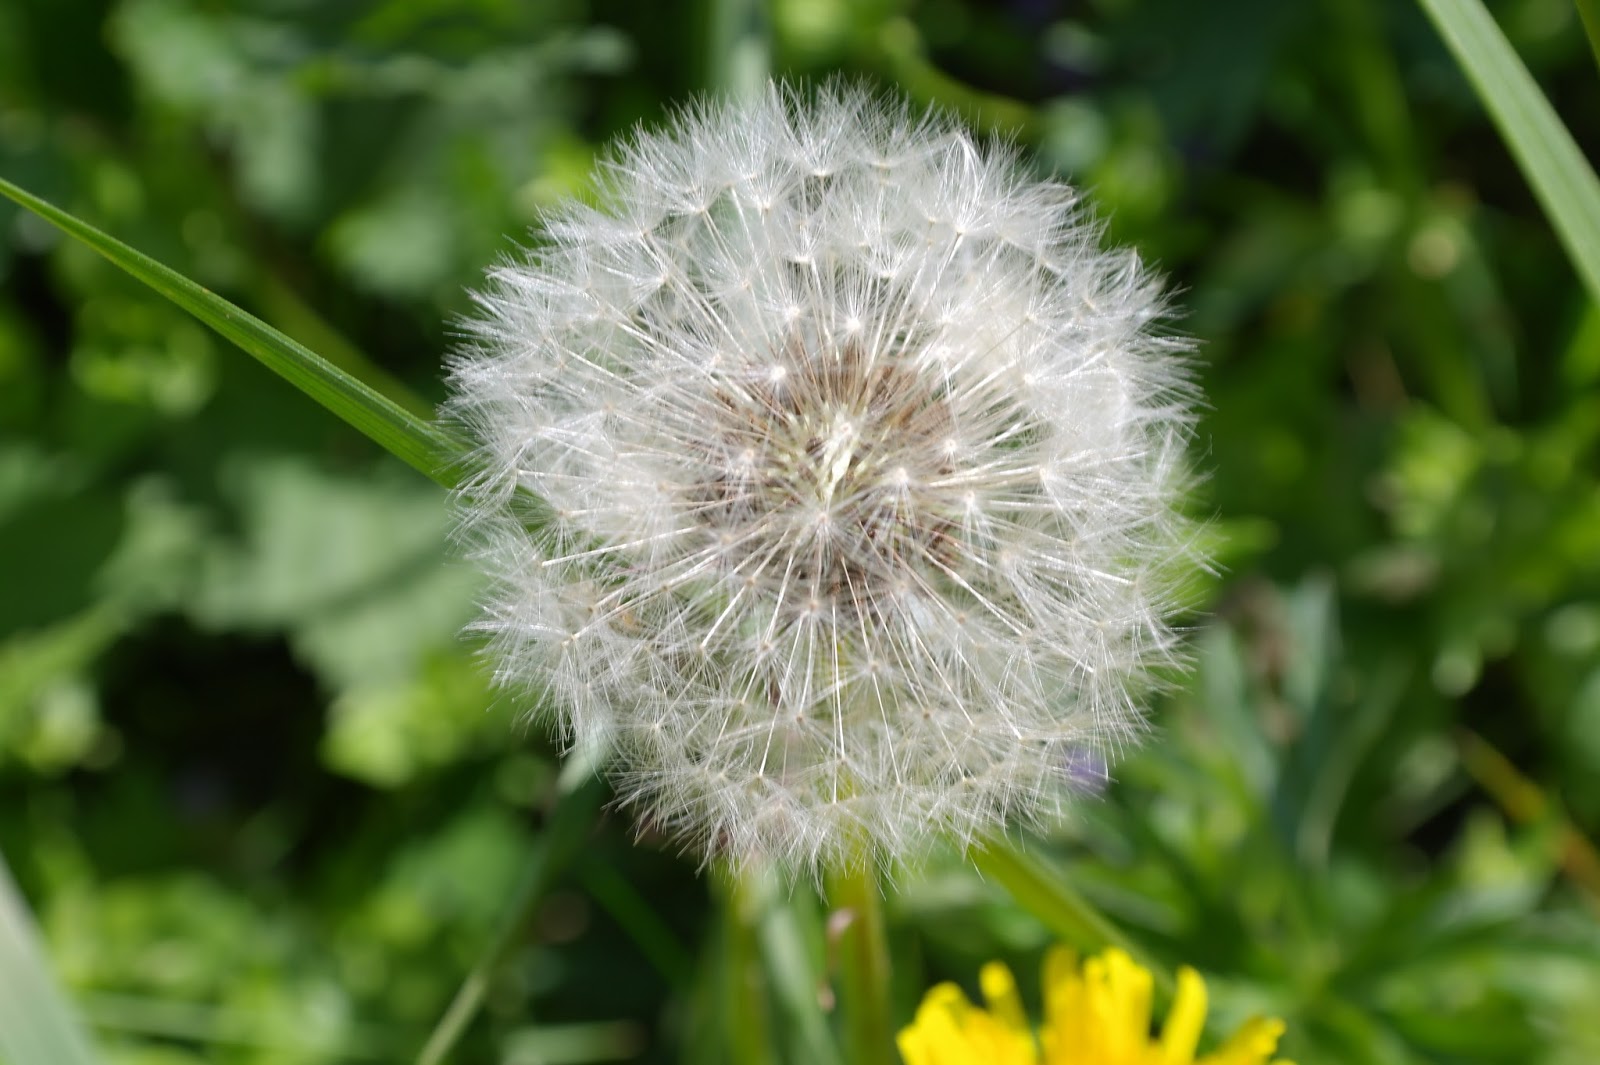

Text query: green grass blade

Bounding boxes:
[970,841,1174,998]
[756,895,843,1065]
[0,177,466,488]
[1579,0,1600,77]
[1417,0,1600,304]
[415,777,605,1065]
[579,861,696,991]
[0,854,104,1065]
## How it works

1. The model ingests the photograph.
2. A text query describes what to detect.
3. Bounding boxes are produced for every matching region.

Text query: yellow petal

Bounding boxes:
[981,961,1031,1034]
[1159,966,1208,1063]
[896,1024,938,1065]
[900,978,1039,1065]
[898,984,972,1065]
[1102,948,1153,1056]
[908,948,1295,1065]
[1041,945,1079,1003]
[1039,947,1085,1064]
[1198,1016,1286,1065]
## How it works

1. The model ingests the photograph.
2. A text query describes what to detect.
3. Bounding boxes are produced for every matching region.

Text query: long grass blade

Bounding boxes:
[0,853,104,1065]
[1578,0,1600,77]
[756,891,842,1065]
[1417,0,1600,304]
[0,177,466,487]
[415,777,604,1065]
[970,841,1174,997]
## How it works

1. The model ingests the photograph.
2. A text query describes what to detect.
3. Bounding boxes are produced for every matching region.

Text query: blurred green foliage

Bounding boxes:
[3,0,1599,1063]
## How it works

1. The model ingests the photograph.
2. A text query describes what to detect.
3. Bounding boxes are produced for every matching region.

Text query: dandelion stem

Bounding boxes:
[703,0,768,101]
[827,861,893,1065]
[970,840,1175,998]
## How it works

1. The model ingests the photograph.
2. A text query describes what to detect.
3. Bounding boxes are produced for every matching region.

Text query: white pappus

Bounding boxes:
[447,83,1201,872]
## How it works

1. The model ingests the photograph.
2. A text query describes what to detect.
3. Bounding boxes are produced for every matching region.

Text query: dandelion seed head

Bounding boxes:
[448,83,1200,872]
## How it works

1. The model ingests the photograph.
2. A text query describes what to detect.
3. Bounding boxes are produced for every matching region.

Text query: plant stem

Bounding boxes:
[704,0,769,101]
[1457,729,1600,909]
[415,779,602,1065]
[827,861,893,1065]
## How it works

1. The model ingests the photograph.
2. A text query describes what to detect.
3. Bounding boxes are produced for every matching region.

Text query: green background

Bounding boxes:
[2,0,1599,1062]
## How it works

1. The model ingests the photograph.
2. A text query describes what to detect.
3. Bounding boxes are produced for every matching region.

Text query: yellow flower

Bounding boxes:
[897,947,1294,1065]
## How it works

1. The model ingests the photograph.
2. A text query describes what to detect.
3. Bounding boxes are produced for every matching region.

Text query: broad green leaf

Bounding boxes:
[1417,0,1600,304]
[0,177,465,487]
[0,855,104,1065]
[46,875,375,1060]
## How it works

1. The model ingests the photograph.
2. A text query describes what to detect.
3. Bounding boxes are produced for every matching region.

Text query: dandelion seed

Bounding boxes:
[447,83,1200,871]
